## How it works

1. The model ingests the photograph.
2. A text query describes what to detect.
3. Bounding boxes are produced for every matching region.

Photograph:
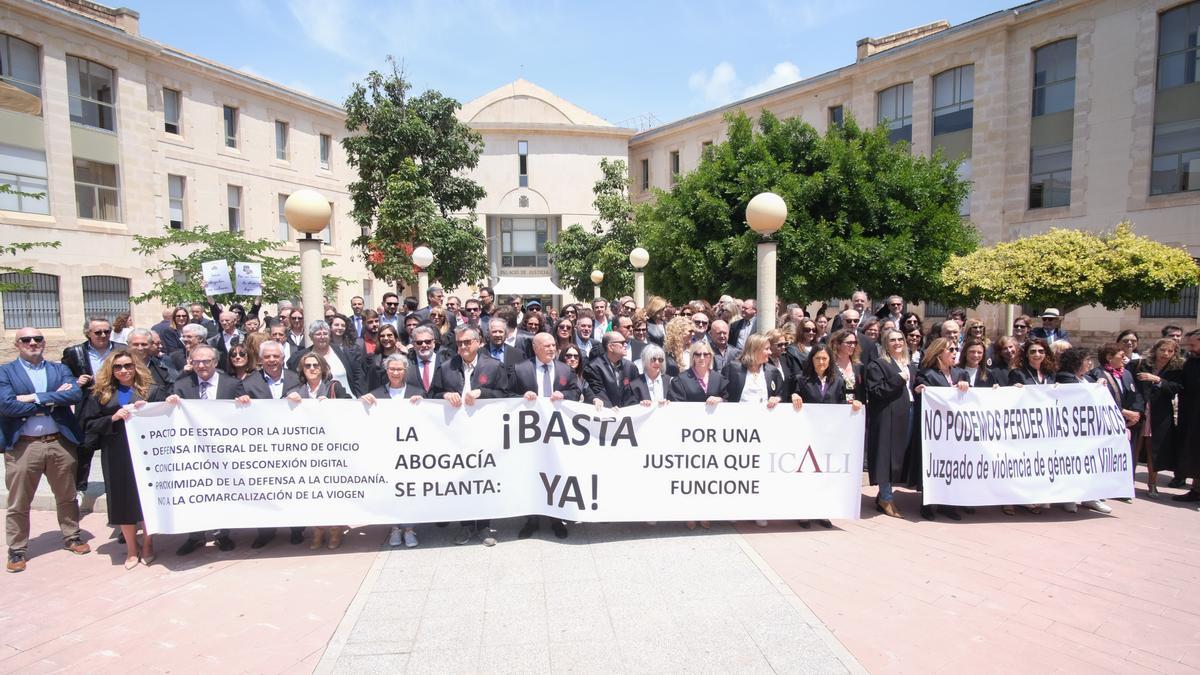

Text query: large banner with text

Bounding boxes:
[921,383,1133,506]
[126,399,865,534]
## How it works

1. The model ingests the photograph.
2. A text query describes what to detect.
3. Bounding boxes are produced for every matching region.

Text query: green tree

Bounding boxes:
[130,226,346,307]
[941,221,1200,313]
[637,110,975,304]
[343,59,489,290]
[547,158,643,299]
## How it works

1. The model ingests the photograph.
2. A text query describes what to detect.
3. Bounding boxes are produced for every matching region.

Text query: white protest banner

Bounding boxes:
[125,399,864,534]
[234,262,262,296]
[921,383,1133,506]
[200,259,233,295]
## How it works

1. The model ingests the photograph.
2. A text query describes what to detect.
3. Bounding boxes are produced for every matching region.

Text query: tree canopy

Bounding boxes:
[941,221,1200,313]
[632,110,975,304]
[130,226,346,308]
[546,158,642,299]
[343,59,489,290]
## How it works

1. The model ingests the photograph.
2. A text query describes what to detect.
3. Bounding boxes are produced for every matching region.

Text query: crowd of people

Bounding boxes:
[3,285,1197,573]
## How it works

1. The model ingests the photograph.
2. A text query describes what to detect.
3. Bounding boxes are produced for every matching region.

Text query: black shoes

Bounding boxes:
[937,506,962,521]
[551,520,568,539]
[921,505,935,520]
[216,535,236,551]
[1172,490,1200,502]
[1167,477,1186,489]
[176,538,201,556]
[816,519,833,529]
[517,519,539,539]
[251,532,274,549]
[290,528,305,545]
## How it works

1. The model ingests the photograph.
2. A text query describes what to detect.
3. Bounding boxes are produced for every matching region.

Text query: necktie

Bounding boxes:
[541,364,552,397]
[421,360,431,391]
[199,381,209,400]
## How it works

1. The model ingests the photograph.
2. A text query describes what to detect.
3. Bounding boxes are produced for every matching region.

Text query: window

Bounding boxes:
[324,201,333,245]
[669,150,680,185]
[0,272,59,329]
[227,185,242,233]
[162,87,180,134]
[167,174,185,229]
[66,56,115,131]
[320,133,331,169]
[829,105,844,128]
[0,143,49,214]
[640,158,649,191]
[924,301,948,318]
[1151,2,1200,195]
[1030,39,1076,208]
[876,83,912,144]
[0,33,41,100]
[500,217,548,267]
[73,158,120,221]
[933,65,975,215]
[1141,283,1199,318]
[81,275,129,323]
[517,140,528,187]
[277,193,290,241]
[223,106,238,148]
[275,121,289,160]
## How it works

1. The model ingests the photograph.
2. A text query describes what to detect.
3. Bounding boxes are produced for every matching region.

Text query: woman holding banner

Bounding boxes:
[865,329,919,519]
[829,330,867,404]
[287,353,349,550]
[959,338,1004,388]
[792,344,861,529]
[1134,338,1185,498]
[1007,339,1055,386]
[559,344,592,402]
[80,350,161,568]
[916,338,971,521]
[668,340,726,530]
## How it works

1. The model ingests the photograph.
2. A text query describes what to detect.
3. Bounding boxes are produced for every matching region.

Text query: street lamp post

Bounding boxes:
[629,247,649,307]
[590,270,604,299]
[284,190,332,324]
[745,192,787,335]
[412,246,434,304]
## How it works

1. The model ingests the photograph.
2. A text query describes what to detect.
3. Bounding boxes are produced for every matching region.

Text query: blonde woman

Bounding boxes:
[80,350,161,568]
[663,315,693,375]
[865,330,918,518]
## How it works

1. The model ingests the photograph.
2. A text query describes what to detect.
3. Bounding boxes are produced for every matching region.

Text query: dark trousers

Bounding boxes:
[74,445,95,492]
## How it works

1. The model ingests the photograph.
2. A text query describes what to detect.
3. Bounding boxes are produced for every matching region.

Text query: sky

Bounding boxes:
[137,0,1020,129]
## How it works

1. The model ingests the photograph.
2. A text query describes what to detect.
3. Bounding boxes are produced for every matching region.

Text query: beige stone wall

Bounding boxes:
[628,0,1200,337]
[0,1,369,361]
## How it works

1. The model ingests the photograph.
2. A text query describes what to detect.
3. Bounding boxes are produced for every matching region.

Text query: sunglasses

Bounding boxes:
[231,352,248,358]
[112,363,136,371]
[18,336,45,344]
[563,354,580,360]
[693,321,709,327]
[385,302,399,307]
[693,352,712,358]
[92,329,112,336]
[413,339,434,346]
[303,363,322,369]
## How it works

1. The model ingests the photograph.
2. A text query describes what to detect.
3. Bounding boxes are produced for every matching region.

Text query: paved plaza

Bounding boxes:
[1,470,1198,674]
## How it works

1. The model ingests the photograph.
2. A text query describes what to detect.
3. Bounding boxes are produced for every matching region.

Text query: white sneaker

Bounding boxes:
[388,526,403,547]
[1082,500,1112,514]
[1062,502,1078,513]
[403,529,418,548]
[755,520,768,527]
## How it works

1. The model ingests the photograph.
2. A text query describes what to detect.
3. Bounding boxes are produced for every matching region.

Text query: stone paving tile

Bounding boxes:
[742,472,1200,674]
[318,519,861,674]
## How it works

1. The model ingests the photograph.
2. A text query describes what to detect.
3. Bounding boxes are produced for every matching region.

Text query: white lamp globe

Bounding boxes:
[629,247,650,269]
[284,190,332,235]
[590,270,605,284]
[746,192,787,236]
[412,246,434,269]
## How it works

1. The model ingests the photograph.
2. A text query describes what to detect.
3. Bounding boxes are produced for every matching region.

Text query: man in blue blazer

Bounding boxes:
[1,328,90,572]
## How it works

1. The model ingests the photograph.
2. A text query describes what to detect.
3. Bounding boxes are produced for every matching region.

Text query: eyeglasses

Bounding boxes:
[385,302,399,307]
[1027,348,1045,354]
[112,363,136,371]
[624,305,636,312]
[464,307,481,313]
[693,352,712,358]
[693,320,709,327]
[563,354,580,360]
[456,340,476,347]
[801,327,816,333]
[413,339,434,346]
[190,359,214,366]
[17,336,45,344]
[230,352,248,358]
[303,363,322,369]
[648,357,665,363]
[1013,323,1028,329]
[610,340,627,347]
[772,342,787,348]
[843,340,858,346]
[91,329,112,336]
[947,347,960,352]
[558,325,573,331]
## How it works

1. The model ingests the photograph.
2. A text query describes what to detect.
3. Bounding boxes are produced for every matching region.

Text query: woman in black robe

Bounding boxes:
[865,329,919,519]
[80,349,162,568]
[1133,338,1185,498]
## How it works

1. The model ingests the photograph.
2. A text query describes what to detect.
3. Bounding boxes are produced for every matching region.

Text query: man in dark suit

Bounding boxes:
[61,316,124,494]
[1031,308,1070,344]
[242,340,304,549]
[585,331,640,408]
[2,328,90,572]
[588,316,643,362]
[207,310,244,364]
[406,326,445,398]
[730,299,757,350]
[413,286,457,330]
[166,345,248,556]
[510,333,580,540]
[349,295,366,339]
[189,303,218,338]
[839,309,879,365]
[128,328,176,390]
[434,326,507,547]
[484,318,527,371]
